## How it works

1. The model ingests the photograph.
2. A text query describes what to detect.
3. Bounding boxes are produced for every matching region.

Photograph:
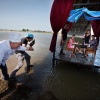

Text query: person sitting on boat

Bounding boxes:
[81,29,91,55]
[82,29,91,45]
[67,34,82,57]
[85,35,97,57]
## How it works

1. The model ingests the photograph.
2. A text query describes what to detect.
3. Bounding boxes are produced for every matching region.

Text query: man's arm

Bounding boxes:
[17,46,26,51]
[22,44,26,47]
[17,45,34,51]
[29,39,35,47]
[21,43,34,51]
[21,38,34,51]
[27,40,35,51]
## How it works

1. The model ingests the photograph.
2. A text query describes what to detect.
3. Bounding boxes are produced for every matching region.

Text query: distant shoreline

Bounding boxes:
[0,30,53,34]
[0,30,82,38]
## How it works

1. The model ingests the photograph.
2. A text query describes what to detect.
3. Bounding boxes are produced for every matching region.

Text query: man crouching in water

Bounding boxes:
[0,33,25,81]
[10,33,35,80]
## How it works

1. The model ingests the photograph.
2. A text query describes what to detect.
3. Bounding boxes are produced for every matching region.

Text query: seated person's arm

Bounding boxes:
[82,34,85,38]
[73,40,79,44]
[74,41,79,44]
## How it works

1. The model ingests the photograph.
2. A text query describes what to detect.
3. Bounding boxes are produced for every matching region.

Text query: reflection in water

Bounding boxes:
[45,62,100,100]
[0,32,100,100]
[37,91,59,100]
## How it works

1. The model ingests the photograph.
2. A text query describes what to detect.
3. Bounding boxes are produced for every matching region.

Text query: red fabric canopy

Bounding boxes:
[49,0,75,52]
[91,20,100,37]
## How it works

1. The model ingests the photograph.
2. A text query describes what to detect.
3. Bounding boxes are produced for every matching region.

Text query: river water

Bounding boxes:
[0,32,100,100]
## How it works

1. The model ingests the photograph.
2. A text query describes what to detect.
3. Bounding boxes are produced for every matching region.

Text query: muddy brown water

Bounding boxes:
[0,32,100,100]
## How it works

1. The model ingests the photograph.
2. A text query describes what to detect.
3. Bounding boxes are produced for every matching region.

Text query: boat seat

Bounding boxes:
[85,44,98,58]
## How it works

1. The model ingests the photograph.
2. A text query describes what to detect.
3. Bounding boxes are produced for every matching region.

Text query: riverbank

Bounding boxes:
[0,30,83,39]
[0,29,84,37]
[0,30,52,34]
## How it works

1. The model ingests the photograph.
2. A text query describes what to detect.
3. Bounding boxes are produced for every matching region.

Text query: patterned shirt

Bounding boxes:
[90,39,97,49]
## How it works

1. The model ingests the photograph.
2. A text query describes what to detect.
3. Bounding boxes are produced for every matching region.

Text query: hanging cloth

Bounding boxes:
[49,0,75,52]
[67,8,100,23]
[91,20,100,37]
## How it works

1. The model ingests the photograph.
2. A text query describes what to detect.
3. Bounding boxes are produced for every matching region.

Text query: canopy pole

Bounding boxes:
[52,36,57,67]
[52,51,56,67]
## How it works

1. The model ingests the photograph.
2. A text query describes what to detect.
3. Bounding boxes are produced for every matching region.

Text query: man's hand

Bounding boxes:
[29,47,34,51]
[26,47,34,51]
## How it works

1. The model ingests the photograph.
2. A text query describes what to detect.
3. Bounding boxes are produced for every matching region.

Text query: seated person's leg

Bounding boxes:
[80,48,84,53]
[75,47,82,53]
[83,48,86,55]
[81,45,87,55]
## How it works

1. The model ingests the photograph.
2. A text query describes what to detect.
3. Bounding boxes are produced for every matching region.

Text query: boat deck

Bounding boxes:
[54,50,100,68]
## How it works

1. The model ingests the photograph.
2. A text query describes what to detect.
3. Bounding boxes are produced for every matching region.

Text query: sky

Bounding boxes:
[0,0,53,31]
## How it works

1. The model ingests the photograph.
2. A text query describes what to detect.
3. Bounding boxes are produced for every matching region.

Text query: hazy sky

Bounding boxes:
[0,0,53,31]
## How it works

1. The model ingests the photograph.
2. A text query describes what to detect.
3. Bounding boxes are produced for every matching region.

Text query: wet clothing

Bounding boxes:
[10,38,31,78]
[10,52,31,78]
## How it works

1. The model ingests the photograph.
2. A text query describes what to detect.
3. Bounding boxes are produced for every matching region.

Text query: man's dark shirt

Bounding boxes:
[21,38,28,46]
[90,39,97,49]
[62,28,67,40]
[85,34,91,44]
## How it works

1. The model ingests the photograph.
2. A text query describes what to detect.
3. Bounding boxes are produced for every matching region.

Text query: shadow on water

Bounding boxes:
[0,32,57,100]
[1,32,100,100]
[45,61,100,100]
[1,53,56,100]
